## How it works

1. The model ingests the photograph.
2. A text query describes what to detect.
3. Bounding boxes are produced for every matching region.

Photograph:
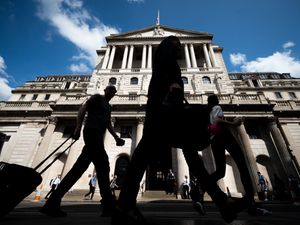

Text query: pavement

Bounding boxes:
[1,192,300,225]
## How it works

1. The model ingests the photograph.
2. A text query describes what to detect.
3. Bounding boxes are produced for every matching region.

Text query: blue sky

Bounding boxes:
[1,0,300,100]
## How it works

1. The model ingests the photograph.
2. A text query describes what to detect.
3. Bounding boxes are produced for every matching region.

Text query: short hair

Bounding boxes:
[105,85,117,93]
[207,94,219,106]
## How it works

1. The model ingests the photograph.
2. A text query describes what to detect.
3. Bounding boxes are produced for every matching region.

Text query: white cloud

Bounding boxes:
[0,56,12,100]
[36,0,120,72]
[230,53,247,66]
[283,41,295,49]
[230,43,300,78]
[69,63,90,73]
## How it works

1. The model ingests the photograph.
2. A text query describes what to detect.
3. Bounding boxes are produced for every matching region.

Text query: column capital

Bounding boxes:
[48,116,58,125]
[137,117,145,124]
[267,117,277,125]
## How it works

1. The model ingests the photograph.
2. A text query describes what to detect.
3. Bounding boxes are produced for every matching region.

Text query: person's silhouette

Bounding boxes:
[112,36,247,225]
[40,85,125,217]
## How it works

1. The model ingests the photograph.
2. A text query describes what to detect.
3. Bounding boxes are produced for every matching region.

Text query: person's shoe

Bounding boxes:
[39,203,67,217]
[218,197,248,223]
[111,207,147,225]
[248,207,272,216]
[193,201,205,216]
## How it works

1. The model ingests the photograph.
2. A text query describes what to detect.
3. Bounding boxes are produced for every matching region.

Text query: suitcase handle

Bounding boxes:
[34,136,72,171]
[38,139,77,175]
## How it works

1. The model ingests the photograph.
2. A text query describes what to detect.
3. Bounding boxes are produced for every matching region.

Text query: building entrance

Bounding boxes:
[146,147,172,190]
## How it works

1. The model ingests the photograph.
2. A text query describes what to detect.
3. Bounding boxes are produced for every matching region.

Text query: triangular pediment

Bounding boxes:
[107,25,213,40]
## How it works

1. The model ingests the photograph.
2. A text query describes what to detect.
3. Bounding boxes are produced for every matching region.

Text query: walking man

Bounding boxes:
[40,85,125,217]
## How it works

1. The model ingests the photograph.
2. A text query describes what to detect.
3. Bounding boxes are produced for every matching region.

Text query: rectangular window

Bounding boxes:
[32,94,38,100]
[44,94,50,100]
[274,92,282,99]
[288,92,297,99]
[19,94,26,100]
[252,79,260,87]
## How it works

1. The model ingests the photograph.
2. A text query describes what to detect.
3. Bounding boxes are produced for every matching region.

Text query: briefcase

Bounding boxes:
[161,93,211,150]
[0,137,76,217]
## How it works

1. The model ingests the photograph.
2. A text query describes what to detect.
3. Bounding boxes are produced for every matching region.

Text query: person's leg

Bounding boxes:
[210,135,226,183]
[40,149,91,217]
[181,148,247,223]
[84,185,92,198]
[90,187,95,200]
[117,137,151,211]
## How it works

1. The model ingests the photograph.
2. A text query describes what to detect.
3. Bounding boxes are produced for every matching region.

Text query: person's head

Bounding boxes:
[155,35,182,61]
[104,85,117,101]
[207,94,219,107]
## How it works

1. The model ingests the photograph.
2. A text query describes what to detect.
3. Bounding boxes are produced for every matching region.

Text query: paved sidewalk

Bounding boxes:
[1,197,299,225]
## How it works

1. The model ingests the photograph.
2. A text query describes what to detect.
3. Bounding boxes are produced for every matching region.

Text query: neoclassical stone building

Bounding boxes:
[0,24,299,198]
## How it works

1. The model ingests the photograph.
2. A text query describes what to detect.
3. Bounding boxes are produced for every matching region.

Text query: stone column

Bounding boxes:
[189,44,198,68]
[107,45,116,69]
[127,45,134,69]
[236,123,259,191]
[208,44,217,67]
[184,44,191,68]
[121,45,129,69]
[32,116,58,171]
[147,45,152,69]
[135,117,144,147]
[61,137,79,178]
[141,45,147,69]
[136,117,146,195]
[203,44,212,68]
[101,45,111,69]
[268,119,296,176]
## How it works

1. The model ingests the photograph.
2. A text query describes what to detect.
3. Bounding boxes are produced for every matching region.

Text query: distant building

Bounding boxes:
[0,25,299,198]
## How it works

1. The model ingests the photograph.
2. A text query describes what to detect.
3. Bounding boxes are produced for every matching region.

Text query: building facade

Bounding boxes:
[0,25,299,198]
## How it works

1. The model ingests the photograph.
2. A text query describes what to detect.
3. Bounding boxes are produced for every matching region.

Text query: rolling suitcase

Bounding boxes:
[0,136,76,217]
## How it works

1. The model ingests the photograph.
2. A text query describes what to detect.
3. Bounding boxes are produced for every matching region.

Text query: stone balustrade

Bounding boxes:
[1,94,299,112]
[0,101,53,110]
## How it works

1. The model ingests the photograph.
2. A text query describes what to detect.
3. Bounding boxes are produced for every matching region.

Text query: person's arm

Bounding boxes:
[72,103,87,140]
[214,116,243,127]
[107,122,125,146]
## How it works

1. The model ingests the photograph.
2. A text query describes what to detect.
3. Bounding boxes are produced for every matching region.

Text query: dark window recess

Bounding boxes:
[44,94,50,100]
[182,77,188,84]
[130,77,138,85]
[120,126,132,138]
[274,92,282,99]
[252,79,259,87]
[32,94,38,100]
[63,126,75,137]
[65,82,71,89]
[289,92,297,99]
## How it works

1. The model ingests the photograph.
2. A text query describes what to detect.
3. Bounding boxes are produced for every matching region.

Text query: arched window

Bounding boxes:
[109,77,117,85]
[202,76,211,84]
[182,76,188,84]
[130,77,138,85]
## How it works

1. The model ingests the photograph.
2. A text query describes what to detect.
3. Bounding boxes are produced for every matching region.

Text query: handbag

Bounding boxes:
[161,91,210,150]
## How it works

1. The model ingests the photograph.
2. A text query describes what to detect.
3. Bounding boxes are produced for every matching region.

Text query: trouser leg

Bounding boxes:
[47,149,91,204]
[181,149,227,206]
[118,137,150,210]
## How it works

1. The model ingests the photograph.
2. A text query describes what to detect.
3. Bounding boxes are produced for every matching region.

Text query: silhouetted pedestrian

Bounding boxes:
[40,85,125,217]
[112,36,247,225]
[84,173,97,200]
[44,175,61,199]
